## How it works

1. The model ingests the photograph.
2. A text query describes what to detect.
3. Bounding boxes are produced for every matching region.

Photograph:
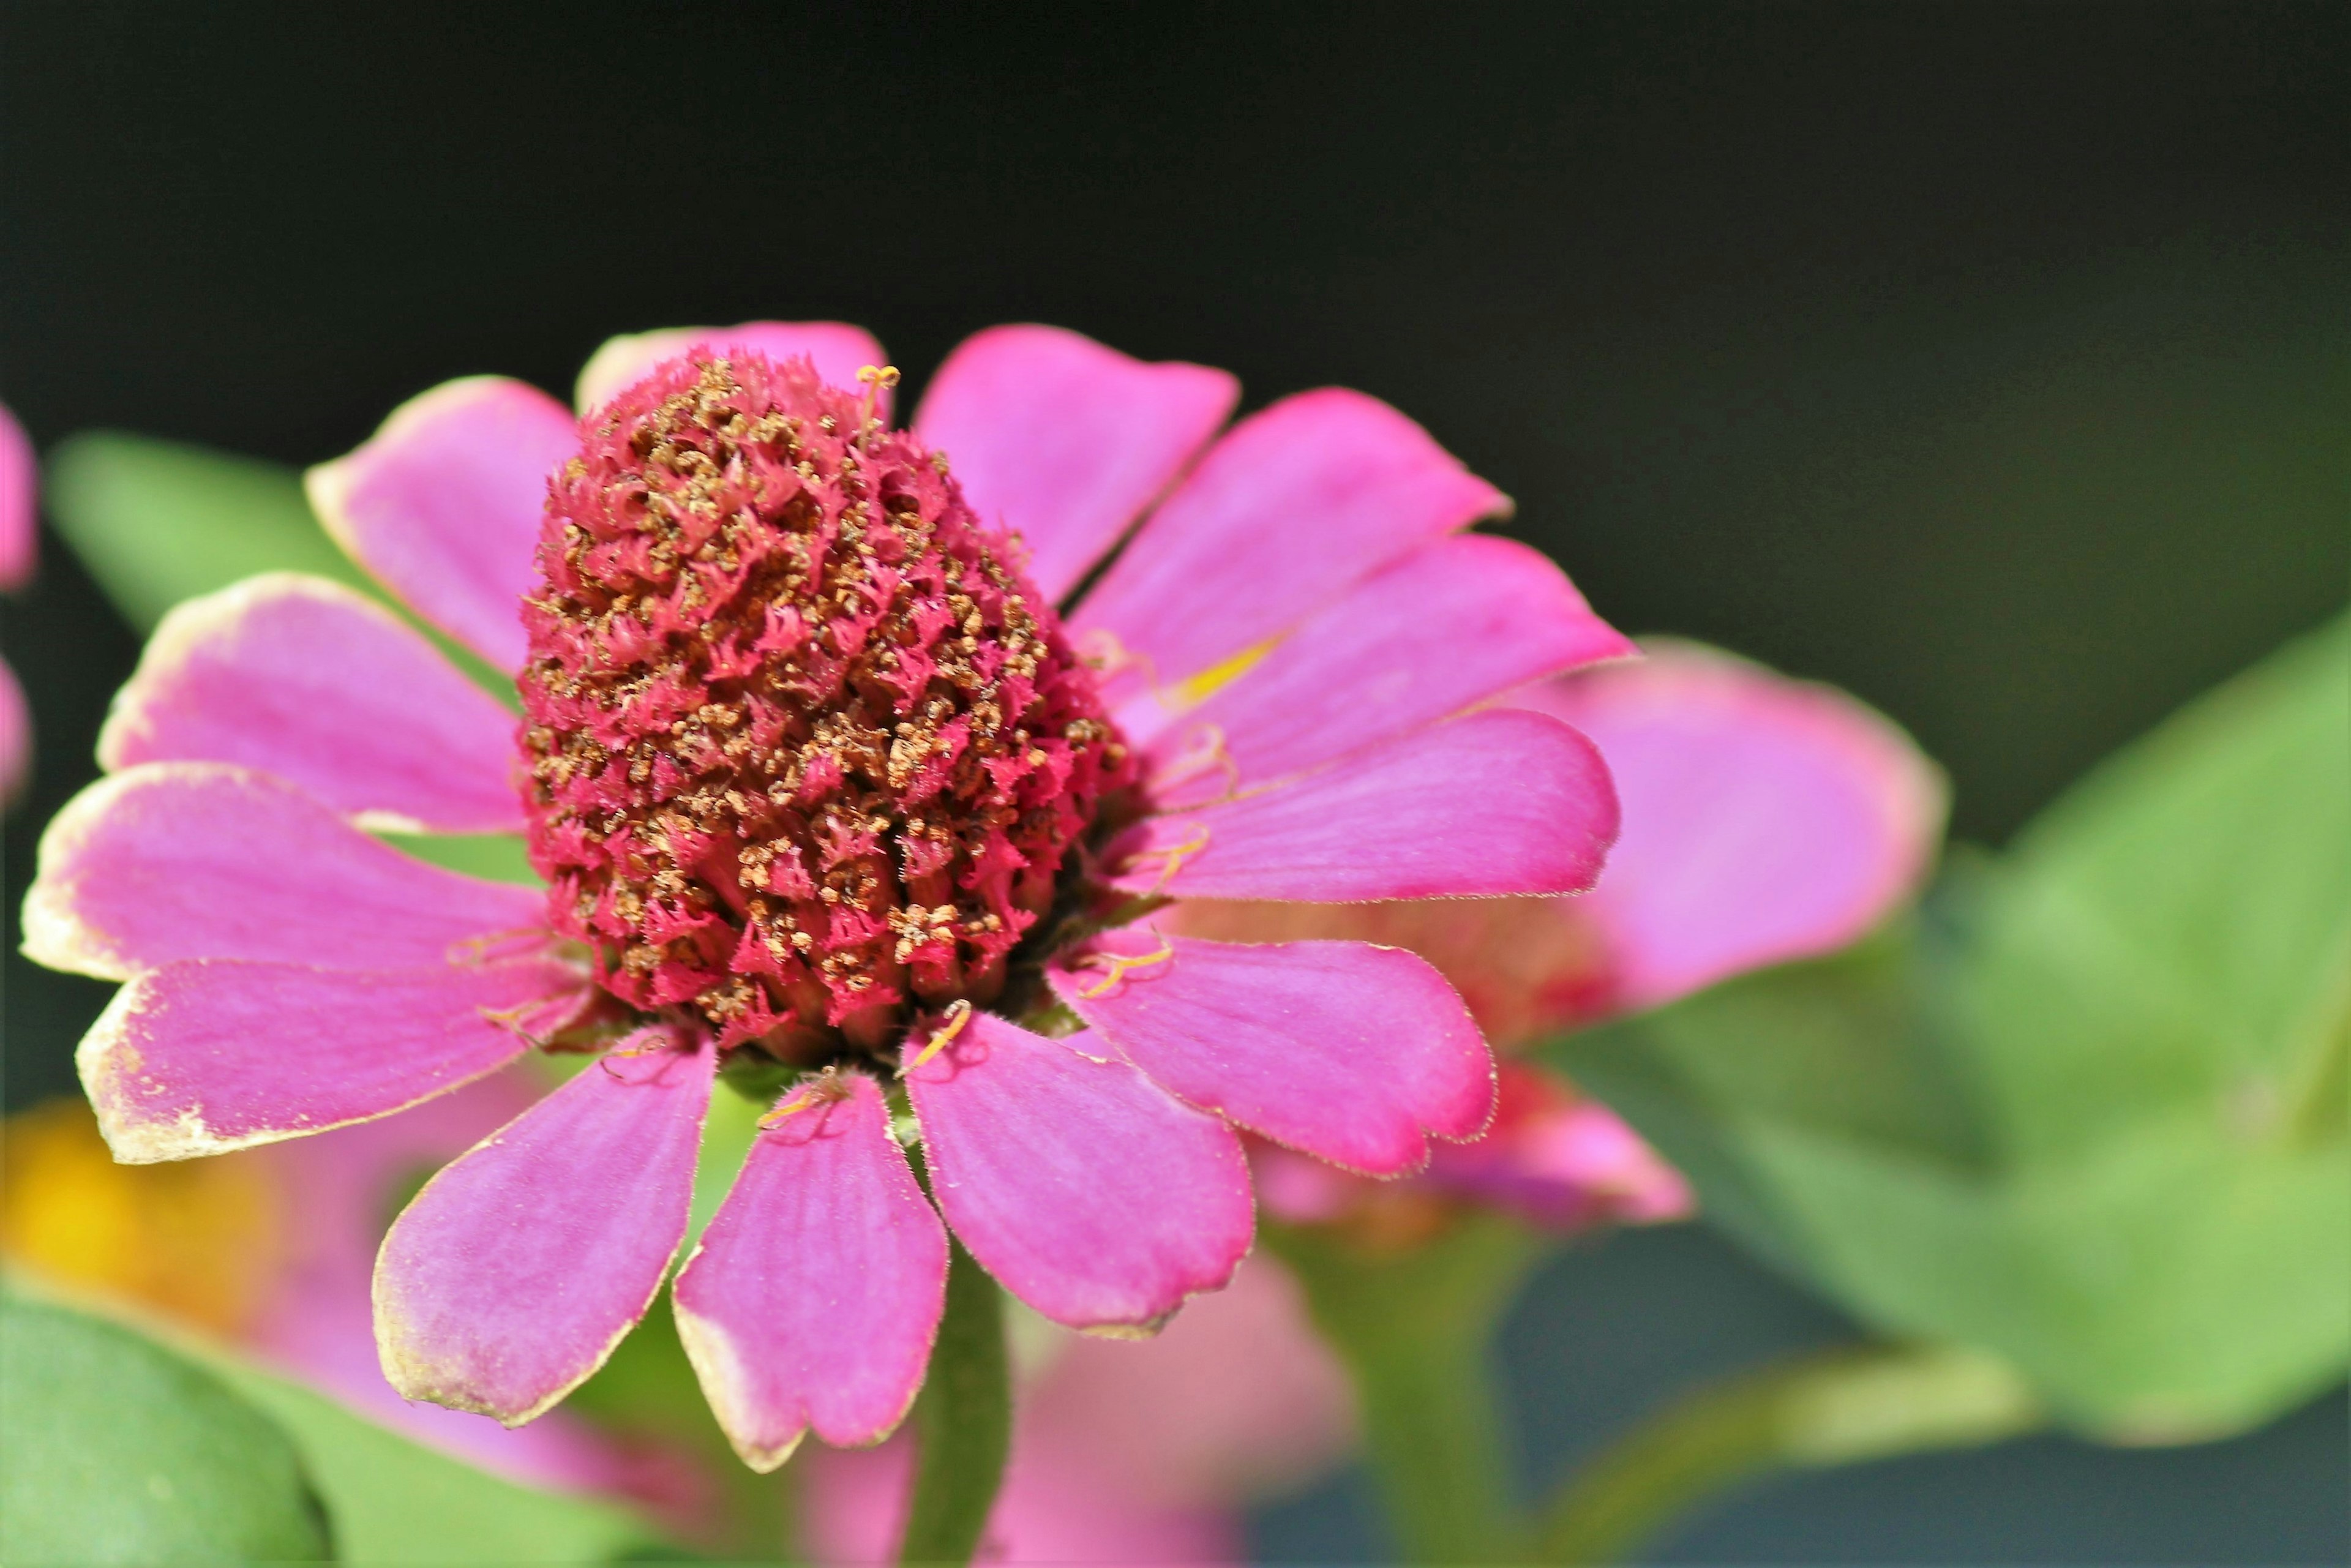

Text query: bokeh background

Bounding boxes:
[4,4,2344,1560]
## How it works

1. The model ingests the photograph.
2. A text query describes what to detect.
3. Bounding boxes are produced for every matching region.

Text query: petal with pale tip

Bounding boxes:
[99,573,523,834]
[79,955,585,1163]
[373,1029,714,1426]
[672,1073,948,1470]
[22,763,546,981]
[904,1012,1253,1335]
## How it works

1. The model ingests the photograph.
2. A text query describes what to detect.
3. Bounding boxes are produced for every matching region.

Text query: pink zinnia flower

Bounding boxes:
[26,322,1629,1466]
[1196,640,1946,1233]
[1,399,36,803]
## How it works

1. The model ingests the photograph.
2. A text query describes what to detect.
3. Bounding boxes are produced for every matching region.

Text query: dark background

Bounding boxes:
[4,4,2345,1561]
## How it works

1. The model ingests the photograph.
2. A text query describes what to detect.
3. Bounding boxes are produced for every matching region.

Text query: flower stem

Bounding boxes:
[1531,1341,2044,1564]
[896,1241,1010,1567]
[1268,1215,1550,1564]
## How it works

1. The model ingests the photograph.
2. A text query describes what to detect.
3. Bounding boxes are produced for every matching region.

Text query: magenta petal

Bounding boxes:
[576,321,890,415]
[80,956,583,1163]
[1143,534,1633,803]
[98,574,523,833]
[0,655,28,806]
[672,1074,948,1468]
[1107,709,1618,902]
[1052,932,1494,1176]
[23,763,546,980]
[307,377,577,672]
[913,324,1238,602]
[1071,388,1507,687]
[904,1013,1253,1333]
[373,1030,714,1425]
[1513,644,1944,1010]
[0,399,33,590]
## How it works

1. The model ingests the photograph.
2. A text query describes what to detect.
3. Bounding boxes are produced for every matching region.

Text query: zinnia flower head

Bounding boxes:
[25,321,1632,1468]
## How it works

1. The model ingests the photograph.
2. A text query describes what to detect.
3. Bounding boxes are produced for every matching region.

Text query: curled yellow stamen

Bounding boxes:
[1152,723,1241,801]
[1119,822,1212,894]
[443,928,553,967]
[855,364,901,440]
[1071,936,1177,999]
[759,1067,854,1130]
[900,998,974,1078]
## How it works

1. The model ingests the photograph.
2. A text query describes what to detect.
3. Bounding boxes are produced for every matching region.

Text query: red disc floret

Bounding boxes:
[519,354,1131,1057]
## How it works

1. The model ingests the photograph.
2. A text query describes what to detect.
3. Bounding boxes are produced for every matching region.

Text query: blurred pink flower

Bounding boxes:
[1183,640,1944,1233]
[25,321,1633,1467]
[1,399,36,803]
[800,1255,1355,1566]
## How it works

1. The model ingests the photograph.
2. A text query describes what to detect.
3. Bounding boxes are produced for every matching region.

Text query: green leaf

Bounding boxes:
[44,430,516,703]
[214,1361,661,1566]
[1550,616,2351,1439]
[898,1242,1010,1567]
[1267,1215,1548,1563]
[45,431,373,630]
[0,1294,333,1564]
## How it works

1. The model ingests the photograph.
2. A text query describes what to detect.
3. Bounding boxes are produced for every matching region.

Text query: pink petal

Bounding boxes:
[22,763,546,981]
[672,1073,948,1469]
[246,1073,656,1496]
[1105,709,1618,902]
[1514,643,1945,1010]
[575,321,891,415]
[97,574,523,834]
[1070,388,1507,689]
[80,956,583,1163]
[1142,534,1632,805]
[373,1030,714,1425]
[0,399,34,590]
[306,376,577,672]
[0,655,28,806]
[913,325,1238,602]
[1422,1063,1693,1228]
[1051,931,1493,1176]
[904,1012,1253,1333]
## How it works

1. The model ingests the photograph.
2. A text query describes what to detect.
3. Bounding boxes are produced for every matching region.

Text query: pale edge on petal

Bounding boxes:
[669,1297,806,1473]
[95,572,414,773]
[20,767,152,980]
[372,1113,703,1428]
[302,375,521,578]
[73,966,557,1165]
[670,1286,941,1472]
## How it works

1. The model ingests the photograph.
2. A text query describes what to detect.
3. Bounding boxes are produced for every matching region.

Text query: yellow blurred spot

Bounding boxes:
[1173,641,1272,706]
[0,1097,286,1337]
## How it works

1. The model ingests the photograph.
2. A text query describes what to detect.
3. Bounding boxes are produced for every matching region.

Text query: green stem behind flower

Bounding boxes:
[1532,1341,2045,1564]
[1269,1215,1550,1564]
[897,1242,1011,1567]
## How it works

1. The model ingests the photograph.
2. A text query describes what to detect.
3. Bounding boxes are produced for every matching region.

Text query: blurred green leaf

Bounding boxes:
[46,431,373,629]
[44,430,516,703]
[899,1243,1011,1567]
[1269,1215,1547,1562]
[378,831,542,887]
[1551,616,2351,1439]
[0,1294,333,1563]
[215,1361,661,1565]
